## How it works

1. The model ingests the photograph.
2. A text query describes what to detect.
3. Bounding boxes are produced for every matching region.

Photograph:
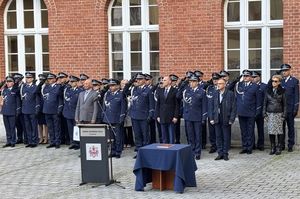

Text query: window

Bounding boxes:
[108,0,159,81]
[224,0,283,82]
[5,0,49,78]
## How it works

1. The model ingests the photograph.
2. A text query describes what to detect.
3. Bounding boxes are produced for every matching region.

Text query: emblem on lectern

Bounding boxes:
[86,143,102,160]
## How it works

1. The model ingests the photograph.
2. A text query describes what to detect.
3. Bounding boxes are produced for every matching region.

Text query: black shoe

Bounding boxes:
[16,140,23,144]
[281,145,285,151]
[223,155,229,161]
[25,144,32,148]
[2,143,11,148]
[269,148,276,155]
[46,144,55,148]
[73,146,80,150]
[209,148,217,153]
[215,155,223,160]
[69,145,76,149]
[55,145,60,149]
[195,155,201,160]
[30,144,37,148]
[247,150,252,154]
[115,155,121,159]
[11,144,15,147]
[133,155,137,159]
[257,146,264,151]
[288,147,293,152]
[239,149,247,154]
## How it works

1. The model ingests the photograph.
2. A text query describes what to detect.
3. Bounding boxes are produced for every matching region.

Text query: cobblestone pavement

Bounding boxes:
[1,126,300,198]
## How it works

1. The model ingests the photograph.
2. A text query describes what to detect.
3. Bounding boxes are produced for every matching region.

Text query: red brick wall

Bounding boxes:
[283,1,300,78]
[0,0,298,81]
[158,0,224,80]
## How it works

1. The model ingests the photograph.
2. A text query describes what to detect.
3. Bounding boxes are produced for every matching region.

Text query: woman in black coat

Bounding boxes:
[263,75,287,155]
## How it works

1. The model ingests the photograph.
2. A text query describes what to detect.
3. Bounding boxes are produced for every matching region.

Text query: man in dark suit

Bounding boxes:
[209,78,236,161]
[156,76,179,144]
[280,64,299,152]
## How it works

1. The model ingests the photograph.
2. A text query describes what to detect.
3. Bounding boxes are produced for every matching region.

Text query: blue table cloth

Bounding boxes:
[133,144,197,193]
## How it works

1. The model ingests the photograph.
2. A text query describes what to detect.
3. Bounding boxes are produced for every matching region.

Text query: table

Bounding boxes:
[133,144,197,193]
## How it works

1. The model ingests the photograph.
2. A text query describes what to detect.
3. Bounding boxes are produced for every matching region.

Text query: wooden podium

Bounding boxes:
[152,169,175,191]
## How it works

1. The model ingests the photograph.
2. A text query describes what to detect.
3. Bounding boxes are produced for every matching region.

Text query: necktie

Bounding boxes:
[164,89,168,98]
[219,93,223,103]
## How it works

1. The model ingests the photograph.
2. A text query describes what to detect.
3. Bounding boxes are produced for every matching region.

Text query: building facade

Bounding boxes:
[0,0,298,83]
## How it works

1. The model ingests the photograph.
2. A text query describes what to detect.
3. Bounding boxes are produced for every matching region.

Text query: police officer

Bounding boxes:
[128,73,154,158]
[280,64,299,152]
[43,73,62,149]
[57,72,69,145]
[102,79,126,158]
[206,72,221,153]
[178,73,207,160]
[252,71,267,150]
[210,78,236,161]
[21,72,40,148]
[236,70,260,154]
[144,74,157,143]
[2,76,21,148]
[63,75,82,150]
[37,74,48,144]
[79,74,89,88]
[170,74,181,144]
[92,79,104,124]
[153,76,164,143]
[194,70,209,149]
[13,73,27,144]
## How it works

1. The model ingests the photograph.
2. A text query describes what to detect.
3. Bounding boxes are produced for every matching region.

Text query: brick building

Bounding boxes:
[0,0,298,83]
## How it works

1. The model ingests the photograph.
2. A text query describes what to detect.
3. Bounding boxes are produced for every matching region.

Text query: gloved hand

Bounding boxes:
[293,112,297,118]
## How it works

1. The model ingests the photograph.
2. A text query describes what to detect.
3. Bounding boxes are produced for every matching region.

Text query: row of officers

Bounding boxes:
[0,63,298,161]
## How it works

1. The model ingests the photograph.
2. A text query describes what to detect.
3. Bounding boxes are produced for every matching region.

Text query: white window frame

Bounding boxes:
[108,0,159,80]
[4,0,48,78]
[224,0,283,82]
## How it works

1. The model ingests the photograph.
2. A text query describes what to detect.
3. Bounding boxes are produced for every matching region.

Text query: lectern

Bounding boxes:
[78,124,112,185]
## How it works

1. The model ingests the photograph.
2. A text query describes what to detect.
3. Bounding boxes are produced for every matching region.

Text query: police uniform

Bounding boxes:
[170,74,181,144]
[43,73,62,148]
[280,64,299,151]
[252,71,267,150]
[63,76,83,149]
[21,72,40,147]
[36,74,47,125]
[13,73,27,144]
[102,79,126,158]
[178,73,207,160]
[1,76,21,147]
[92,79,105,124]
[57,72,70,145]
[145,74,157,144]
[206,73,221,153]
[236,70,260,154]
[128,73,155,153]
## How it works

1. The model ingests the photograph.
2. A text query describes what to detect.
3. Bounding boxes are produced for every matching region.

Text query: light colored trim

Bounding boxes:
[108,0,159,80]
[4,0,49,79]
[224,0,283,82]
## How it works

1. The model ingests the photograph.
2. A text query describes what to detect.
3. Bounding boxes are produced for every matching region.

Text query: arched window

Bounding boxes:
[224,0,283,82]
[108,0,159,81]
[5,0,49,78]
